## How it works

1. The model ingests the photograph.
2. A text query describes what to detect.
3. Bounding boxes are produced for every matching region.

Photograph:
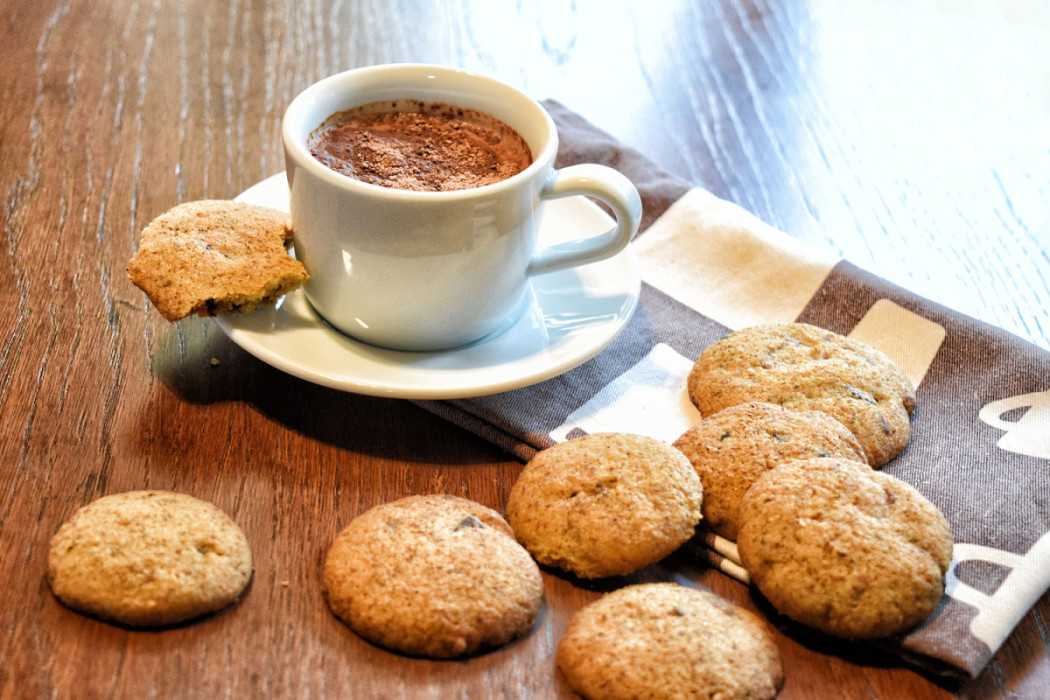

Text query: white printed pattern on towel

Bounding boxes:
[980,390,1050,460]
[947,532,1050,650]
[548,343,700,444]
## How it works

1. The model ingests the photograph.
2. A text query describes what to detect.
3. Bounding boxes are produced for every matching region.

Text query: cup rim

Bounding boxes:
[282,63,558,200]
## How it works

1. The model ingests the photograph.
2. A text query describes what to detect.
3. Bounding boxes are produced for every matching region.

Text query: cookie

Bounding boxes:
[48,490,253,627]
[126,200,309,321]
[322,494,543,658]
[557,582,784,700]
[687,322,917,467]
[737,458,953,639]
[673,401,867,540]
[505,433,702,579]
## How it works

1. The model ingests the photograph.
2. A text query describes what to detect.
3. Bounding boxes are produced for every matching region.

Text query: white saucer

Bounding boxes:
[215,173,640,400]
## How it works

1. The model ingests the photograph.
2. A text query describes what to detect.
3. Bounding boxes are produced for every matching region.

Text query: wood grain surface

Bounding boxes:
[1,0,1048,698]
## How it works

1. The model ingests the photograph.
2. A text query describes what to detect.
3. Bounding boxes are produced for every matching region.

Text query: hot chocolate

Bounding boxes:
[308,100,532,192]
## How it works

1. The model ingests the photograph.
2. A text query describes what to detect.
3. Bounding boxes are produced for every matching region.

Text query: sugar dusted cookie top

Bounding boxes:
[687,322,916,467]
[506,433,702,579]
[673,401,867,540]
[557,582,784,700]
[737,458,953,639]
[126,200,308,321]
[48,490,253,627]
[322,494,543,659]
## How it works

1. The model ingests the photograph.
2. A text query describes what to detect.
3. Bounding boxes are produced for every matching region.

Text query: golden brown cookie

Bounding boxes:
[687,323,917,467]
[48,490,253,627]
[126,200,309,321]
[322,494,543,658]
[673,401,867,540]
[557,582,784,700]
[737,458,953,639]
[505,433,702,579]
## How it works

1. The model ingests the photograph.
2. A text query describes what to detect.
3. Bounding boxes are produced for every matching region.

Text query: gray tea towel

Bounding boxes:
[416,101,1050,678]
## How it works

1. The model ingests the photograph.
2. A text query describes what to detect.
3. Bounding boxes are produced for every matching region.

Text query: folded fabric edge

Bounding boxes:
[412,399,539,463]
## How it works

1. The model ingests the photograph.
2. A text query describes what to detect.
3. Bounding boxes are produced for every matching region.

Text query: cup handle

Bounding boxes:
[979,397,1028,431]
[526,164,643,276]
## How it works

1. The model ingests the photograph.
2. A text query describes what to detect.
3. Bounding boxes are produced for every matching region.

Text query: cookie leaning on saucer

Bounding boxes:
[126,200,309,321]
[687,322,917,467]
[557,582,784,700]
[322,494,543,659]
[736,458,953,640]
[48,490,253,627]
[506,433,702,579]
[673,401,867,540]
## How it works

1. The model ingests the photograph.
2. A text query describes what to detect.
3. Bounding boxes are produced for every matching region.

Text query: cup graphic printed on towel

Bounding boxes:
[946,532,1050,651]
[979,390,1050,460]
[282,64,642,352]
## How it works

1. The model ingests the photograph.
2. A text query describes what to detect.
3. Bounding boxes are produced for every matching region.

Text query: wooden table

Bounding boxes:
[2,1,1048,697]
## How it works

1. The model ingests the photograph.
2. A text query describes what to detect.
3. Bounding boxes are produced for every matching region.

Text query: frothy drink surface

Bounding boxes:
[308,100,533,192]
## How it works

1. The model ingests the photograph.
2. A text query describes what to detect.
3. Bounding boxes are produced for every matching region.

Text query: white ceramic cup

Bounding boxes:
[282,64,642,351]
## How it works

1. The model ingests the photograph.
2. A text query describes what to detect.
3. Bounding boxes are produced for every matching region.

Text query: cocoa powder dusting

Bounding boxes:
[308,102,533,192]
